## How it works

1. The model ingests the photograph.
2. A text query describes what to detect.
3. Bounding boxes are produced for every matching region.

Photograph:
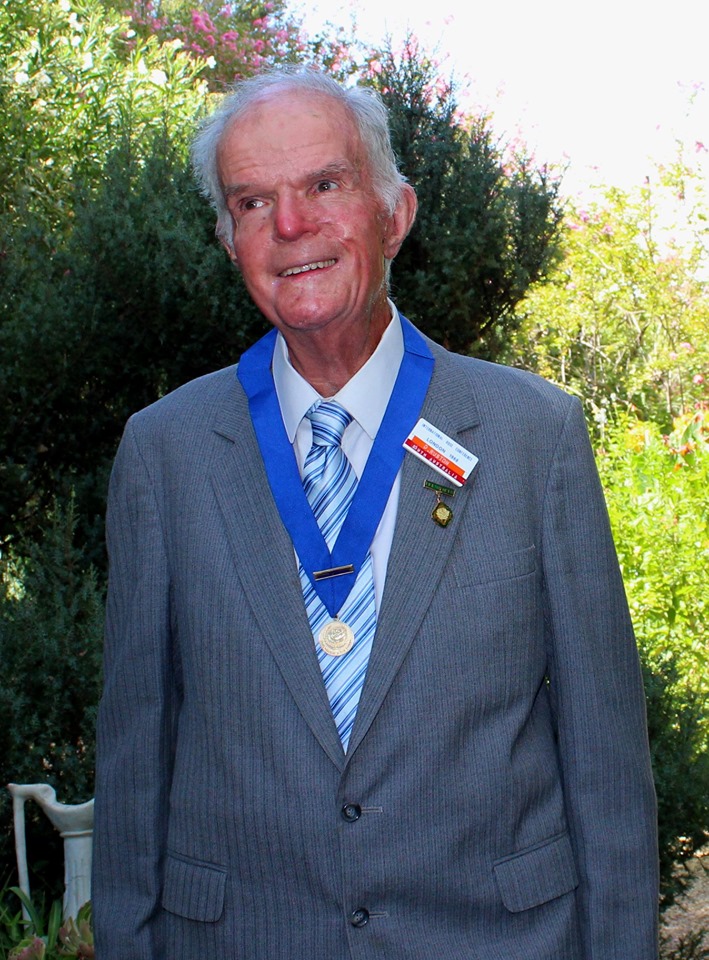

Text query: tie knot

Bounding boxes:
[306,400,352,447]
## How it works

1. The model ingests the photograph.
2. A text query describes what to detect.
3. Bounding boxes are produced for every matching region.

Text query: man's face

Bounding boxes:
[217,90,407,341]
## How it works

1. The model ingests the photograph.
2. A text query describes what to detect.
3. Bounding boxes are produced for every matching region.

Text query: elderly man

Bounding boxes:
[93,67,658,959]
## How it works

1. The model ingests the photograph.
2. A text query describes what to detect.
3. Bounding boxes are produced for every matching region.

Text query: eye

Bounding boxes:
[315,179,338,193]
[241,197,265,211]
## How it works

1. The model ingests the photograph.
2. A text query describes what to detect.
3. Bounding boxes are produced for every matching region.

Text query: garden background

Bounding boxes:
[0,0,707,956]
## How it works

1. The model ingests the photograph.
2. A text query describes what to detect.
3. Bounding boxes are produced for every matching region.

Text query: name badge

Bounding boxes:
[403,418,478,487]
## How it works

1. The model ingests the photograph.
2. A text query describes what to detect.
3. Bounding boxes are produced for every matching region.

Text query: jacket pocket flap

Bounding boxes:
[454,545,536,588]
[493,831,579,913]
[161,853,227,922]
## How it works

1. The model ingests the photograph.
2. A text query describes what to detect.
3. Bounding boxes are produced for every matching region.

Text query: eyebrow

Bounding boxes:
[312,160,357,181]
[223,160,359,200]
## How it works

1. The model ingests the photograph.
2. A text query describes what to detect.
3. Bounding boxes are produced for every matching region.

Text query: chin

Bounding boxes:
[274,305,351,334]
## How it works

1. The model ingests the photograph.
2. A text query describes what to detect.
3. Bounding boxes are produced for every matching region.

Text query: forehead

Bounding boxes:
[218,89,365,184]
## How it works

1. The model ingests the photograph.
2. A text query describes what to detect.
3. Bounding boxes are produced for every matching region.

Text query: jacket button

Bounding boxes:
[349,908,369,927]
[341,802,362,822]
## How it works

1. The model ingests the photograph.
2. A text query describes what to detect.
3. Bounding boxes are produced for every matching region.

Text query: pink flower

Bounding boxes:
[191,9,215,34]
[693,374,705,385]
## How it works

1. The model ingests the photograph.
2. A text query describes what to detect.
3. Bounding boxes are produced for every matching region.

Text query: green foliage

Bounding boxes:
[0,136,268,556]
[644,659,709,910]
[0,500,103,901]
[598,410,709,688]
[373,39,564,358]
[0,0,209,550]
[0,0,208,237]
[0,889,93,959]
[5,889,61,960]
[508,158,709,430]
[594,410,709,909]
[55,902,93,959]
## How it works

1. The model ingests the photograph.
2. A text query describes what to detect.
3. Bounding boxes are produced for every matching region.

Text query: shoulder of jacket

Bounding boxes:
[127,365,239,427]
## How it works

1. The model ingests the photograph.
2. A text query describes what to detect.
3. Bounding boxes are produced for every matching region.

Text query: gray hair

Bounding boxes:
[191,66,408,249]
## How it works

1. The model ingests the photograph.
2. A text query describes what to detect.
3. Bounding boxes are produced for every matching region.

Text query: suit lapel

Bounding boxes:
[210,382,345,769]
[207,343,482,767]
[347,348,481,757]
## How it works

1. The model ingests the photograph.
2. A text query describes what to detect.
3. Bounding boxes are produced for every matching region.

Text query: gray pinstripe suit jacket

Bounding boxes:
[93,332,659,959]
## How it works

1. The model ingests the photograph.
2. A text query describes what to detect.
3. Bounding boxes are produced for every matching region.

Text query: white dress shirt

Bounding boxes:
[272,305,404,612]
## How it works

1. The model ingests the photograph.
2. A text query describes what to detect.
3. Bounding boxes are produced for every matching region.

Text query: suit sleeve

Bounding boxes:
[93,418,178,958]
[541,398,659,958]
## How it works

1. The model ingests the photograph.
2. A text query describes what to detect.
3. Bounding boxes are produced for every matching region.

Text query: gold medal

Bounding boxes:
[424,480,455,527]
[432,499,453,527]
[319,619,355,657]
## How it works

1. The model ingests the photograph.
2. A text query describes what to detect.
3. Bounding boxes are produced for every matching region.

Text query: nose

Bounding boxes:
[273,193,318,241]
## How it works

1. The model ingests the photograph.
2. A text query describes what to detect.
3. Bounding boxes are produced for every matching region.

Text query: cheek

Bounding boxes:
[233,236,267,276]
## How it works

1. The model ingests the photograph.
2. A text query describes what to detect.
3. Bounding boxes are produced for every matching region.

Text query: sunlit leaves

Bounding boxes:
[0,0,208,235]
[508,161,709,430]
[598,408,709,690]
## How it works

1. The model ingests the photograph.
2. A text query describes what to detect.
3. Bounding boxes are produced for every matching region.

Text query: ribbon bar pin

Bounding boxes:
[313,564,355,581]
[423,480,456,497]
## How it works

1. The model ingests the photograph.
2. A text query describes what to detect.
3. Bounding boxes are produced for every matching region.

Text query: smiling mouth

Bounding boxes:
[279,259,336,278]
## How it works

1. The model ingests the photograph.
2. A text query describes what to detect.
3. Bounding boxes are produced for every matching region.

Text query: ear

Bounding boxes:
[217,208,239,267]
[382,184,418,260]
[219,233,240,268]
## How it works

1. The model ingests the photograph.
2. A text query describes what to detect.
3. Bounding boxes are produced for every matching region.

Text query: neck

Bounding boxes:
[282,304,391,396]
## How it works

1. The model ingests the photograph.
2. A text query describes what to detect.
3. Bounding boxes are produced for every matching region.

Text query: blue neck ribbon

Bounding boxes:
[237,316,434,616]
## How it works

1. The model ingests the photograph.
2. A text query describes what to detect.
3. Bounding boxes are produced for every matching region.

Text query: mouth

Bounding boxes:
[279,259,336,278]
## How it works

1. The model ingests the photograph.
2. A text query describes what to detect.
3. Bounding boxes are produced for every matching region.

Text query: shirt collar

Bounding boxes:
[273,302,404,443]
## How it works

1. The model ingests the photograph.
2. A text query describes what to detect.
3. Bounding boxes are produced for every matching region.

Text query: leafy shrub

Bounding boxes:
[644,658,709,909]
[1,0,208,238]
[598,408,709,691]
[374,39,563,358]
[0,500,103,902]
[0,136,268,559]
[0,887,93,960]
[507,161,709,431]
[597,409,709,909]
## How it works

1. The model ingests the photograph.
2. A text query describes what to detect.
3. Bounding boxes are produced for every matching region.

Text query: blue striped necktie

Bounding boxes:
[299,400,376,751]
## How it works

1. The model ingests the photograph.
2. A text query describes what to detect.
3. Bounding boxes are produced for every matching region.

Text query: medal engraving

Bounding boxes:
[432,500,453,527]
[319,619,355,656]
[425,479,455,528]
